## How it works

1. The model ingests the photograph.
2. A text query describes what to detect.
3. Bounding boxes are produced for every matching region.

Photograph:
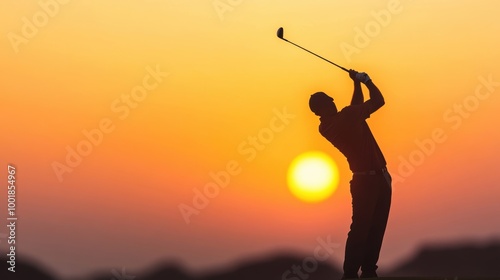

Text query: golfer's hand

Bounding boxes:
[349,69,359,81]
[355,72,371,84]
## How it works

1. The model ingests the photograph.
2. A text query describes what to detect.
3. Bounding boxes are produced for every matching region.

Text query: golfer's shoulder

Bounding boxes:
[341,104,367,118]
[319,114,339,133]
[338,105,356,117]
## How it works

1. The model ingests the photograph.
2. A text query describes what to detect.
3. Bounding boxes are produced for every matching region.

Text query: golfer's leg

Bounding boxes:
[361,175,392,276]
[344,177,379,277]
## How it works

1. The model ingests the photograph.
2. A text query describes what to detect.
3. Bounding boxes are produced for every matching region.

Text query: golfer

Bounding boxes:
[309,70,392,279]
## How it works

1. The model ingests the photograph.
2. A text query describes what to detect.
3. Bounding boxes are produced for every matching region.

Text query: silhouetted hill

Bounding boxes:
[85,254,342,280]
[0,255,59,280]
[201,254,342,280]
[139,263,192,280]
[2,242,500,279]
[85,264,190,280]
[389,241,500,277]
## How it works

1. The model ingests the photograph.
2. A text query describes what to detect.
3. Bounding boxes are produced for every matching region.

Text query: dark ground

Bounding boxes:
[1,241,499,280]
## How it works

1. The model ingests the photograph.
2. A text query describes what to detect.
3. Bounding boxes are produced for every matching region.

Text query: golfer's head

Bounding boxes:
[309,92,337,116]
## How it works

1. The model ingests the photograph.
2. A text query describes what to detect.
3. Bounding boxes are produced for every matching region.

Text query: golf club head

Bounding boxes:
[275,27,349,72]
[277,27,284,39]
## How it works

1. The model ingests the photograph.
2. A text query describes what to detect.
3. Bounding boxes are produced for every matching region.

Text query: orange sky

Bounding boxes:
[1,0,500,278]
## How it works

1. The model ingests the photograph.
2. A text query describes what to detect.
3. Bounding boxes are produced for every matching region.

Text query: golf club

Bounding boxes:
[276,27,348,72]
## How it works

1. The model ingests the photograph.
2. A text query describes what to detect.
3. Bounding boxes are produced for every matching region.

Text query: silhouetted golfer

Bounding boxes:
[309,70,391,279]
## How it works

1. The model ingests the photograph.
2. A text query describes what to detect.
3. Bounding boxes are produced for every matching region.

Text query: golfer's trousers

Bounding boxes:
[343,171,392,275]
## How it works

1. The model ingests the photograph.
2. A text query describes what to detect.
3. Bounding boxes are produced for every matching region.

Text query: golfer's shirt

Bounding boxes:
[319,104,386,173]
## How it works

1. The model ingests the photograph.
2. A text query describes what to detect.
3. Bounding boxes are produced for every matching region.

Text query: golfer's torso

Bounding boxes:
[320,108,386,172]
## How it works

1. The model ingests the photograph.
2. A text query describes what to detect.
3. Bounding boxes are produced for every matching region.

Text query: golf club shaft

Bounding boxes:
[283,39,349,72]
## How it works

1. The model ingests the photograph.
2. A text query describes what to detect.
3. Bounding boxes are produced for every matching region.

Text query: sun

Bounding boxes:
[287,151,340,203]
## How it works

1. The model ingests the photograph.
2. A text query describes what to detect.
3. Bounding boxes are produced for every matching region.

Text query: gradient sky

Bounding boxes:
[1,0,500,278]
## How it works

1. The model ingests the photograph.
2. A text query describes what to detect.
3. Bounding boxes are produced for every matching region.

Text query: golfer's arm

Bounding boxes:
[365,80,385,113]
[350,81,363,105]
